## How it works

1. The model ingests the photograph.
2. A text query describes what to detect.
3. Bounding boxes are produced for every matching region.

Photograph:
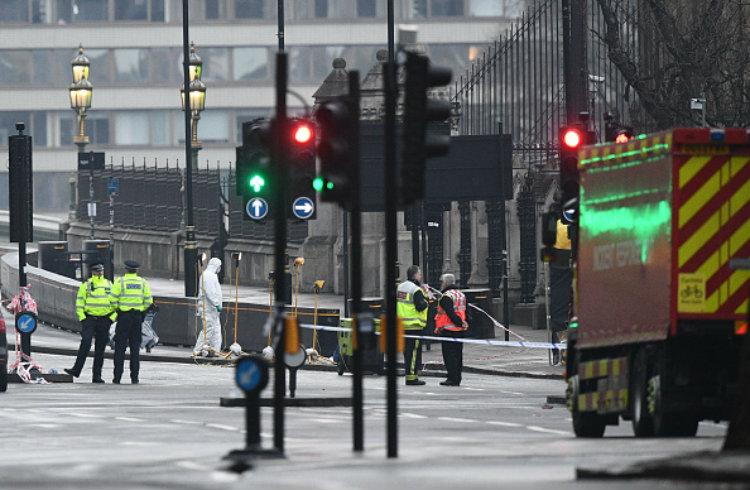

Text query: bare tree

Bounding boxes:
[596,0,750,129]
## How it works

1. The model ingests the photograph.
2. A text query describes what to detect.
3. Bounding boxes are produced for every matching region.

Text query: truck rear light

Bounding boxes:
[736,321,748,336]
[0,318,5,334]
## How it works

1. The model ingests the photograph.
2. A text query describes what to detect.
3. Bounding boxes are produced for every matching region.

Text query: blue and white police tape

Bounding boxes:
[298,323,566,350]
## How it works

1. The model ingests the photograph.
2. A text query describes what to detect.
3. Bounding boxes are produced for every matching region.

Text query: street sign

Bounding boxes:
[291,197,315,220]
[15,312,37,335]
[78,152,105,171]
[245,198,268,220]
[108,177,119,195]
[235,355,269,394]
[87,202,97,218]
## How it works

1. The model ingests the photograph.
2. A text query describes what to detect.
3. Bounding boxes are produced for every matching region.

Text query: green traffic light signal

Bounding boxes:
[312,176,324,192]
[249,173,266,193]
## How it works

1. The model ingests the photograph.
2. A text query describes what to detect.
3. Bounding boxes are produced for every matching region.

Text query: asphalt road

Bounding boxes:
[0,348,737,490]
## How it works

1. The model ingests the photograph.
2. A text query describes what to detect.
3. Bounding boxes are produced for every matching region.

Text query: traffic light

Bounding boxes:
[236,119,272,221]
[559,125,585,224]
[287,118,317,220]
[315,96,357,205]
[401,51,452,205]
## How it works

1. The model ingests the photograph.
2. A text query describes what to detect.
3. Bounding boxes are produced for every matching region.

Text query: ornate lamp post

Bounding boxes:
[179,40,205,297]
[69,45,94,238]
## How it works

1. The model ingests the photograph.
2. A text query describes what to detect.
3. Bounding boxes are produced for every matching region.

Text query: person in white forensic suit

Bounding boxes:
[193,257,224,356]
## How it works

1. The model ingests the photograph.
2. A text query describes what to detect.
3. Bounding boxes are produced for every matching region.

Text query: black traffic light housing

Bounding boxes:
[286,118,317,220]
[401,51,452,206]
[558,124,587,224]
[315,96,357,206]
[236,119,272,221]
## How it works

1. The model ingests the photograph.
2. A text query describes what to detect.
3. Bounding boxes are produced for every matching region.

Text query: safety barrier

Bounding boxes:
[1,252,340,355]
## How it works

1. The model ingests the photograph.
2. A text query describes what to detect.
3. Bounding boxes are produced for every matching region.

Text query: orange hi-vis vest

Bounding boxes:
[435,288,468,331]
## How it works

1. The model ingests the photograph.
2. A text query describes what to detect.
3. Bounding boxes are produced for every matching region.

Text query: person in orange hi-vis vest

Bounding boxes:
[434,273,468,386]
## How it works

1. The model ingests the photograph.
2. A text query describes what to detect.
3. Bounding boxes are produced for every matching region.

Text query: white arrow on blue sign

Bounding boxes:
[292,197,315,220]
[246,197,269,220]
[16,312,37,335]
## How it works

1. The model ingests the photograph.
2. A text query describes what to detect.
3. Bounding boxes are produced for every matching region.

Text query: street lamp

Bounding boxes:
[179,38,205,298]
[70,45,95,239]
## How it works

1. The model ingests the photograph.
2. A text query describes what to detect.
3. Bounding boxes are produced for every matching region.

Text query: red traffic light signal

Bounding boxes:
[291,120,314,145]
[561,127,583,150]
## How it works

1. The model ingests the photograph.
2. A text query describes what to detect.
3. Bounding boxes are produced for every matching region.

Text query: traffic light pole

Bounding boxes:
[272,52,288,456]
[348,71,364,453]
[384,58,399,459]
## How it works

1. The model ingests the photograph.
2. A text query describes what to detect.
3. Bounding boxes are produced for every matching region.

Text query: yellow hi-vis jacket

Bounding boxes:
[76,275,116,321]
[396,280,428,331]
[111,273,153,312]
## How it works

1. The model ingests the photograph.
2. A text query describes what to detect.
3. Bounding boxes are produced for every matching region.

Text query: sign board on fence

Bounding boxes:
[78,152,105,171]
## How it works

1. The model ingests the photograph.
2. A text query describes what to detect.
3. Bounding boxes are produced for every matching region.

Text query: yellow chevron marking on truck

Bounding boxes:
[679,164,724,228]
[679,212,721,267]
[679,155,712,188]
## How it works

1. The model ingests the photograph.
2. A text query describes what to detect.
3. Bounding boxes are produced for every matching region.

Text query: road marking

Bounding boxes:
[500,390,525,396]
[176,460,211,471]
[206,423,239,432]
[170,419,202,425]
[68,413,104,419]
[28,423,59,429]
[400,412,428,419]
[464,387,485,391]
[115,417,144,422]
[525,425,572,436]
[486,421,523,428]
[438,417,477,423]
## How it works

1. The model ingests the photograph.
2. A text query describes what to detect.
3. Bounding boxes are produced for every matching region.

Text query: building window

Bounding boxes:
[357,0,376,17]
[0,51,32,85]
[314,0,327,17]
[206,0,222,19]
[114,49,149,82]
[151,0,165,21]
[431,0,463,16]
[151,48,178,84]
[233,47,268,81]
[0,0,28,23]
[56,0,109,22]
[61,113,110,146]
[115,0,148,20]
[115,112,150,145]
[235,0,264,19]
[312,46,344,82]
[32,0,51,23]
[198,111,229,143]
[469,0,502,16]
[81,48,112,84]
[202,48,230,82]
[410,0,427,18]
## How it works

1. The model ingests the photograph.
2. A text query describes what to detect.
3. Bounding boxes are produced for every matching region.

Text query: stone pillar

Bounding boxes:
[517,173,537,303]
[458,201,472,287]
[485,199,504,294]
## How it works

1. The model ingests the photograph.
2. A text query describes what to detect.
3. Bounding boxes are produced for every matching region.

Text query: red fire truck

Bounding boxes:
[564,128,750,437]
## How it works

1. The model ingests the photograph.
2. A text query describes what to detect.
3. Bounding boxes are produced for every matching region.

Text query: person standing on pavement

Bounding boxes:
[65,263,116,383]
[193,257,224,356]
[434,273,469,386]
[397,265,429,386]
[110,260,152,384]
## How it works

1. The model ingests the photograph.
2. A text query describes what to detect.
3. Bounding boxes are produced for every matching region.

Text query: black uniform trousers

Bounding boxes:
[71,315,111,379]
[440,329,464,384]
[404,335,423,381]
[114,310,143,382]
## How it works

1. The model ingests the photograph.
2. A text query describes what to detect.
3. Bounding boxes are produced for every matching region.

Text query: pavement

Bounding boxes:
[2,307,563,379]
[0,349,736,490]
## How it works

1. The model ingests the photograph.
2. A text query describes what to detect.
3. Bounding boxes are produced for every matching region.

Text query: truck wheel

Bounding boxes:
[568,375,606,438]
[648,375,699,437]
[631,349,654,437]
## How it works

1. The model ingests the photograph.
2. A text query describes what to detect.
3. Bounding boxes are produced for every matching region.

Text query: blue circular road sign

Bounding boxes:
[246,198,269,220]
[235,356,269,394]
[15,312,38,335]
[292,197,315,220]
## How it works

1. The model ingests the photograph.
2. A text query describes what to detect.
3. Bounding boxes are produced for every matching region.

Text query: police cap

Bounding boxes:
[90,263,104,272]
[124,260,141,270]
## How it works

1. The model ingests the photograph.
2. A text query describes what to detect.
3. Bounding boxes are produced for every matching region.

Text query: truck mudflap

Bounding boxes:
[576,356,629,414]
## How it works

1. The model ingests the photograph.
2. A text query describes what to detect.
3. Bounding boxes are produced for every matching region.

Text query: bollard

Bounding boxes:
[283,344,306,399]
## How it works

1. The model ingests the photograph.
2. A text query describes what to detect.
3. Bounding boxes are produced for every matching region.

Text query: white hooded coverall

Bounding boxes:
[193,257,223,353]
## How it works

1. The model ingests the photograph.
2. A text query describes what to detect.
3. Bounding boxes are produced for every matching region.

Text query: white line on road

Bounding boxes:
[206,423,240,432]
[525,425,572,436]
[28,423,60,429]
[438,417,478,424]
[169,419,203,426]
[400,412,428,419]
[115,417,145,422]
[486,421,523,428]
[68,413,104,419]
[463,387,486,391]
